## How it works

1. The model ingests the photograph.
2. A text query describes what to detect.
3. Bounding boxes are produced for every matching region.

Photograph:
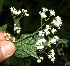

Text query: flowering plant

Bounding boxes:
[1,7,67,63]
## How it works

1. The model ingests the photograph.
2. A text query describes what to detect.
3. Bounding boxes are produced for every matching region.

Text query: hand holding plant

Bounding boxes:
[0,7,67,64]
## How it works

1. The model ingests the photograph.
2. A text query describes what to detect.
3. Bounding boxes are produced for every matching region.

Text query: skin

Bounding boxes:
[0,40,16,62]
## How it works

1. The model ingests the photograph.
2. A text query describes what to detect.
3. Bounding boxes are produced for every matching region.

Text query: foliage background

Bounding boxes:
[0,0,70,66]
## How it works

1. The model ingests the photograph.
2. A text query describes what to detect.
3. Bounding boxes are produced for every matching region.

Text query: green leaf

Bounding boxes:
[1,24,7,31]
[23,44,38,58]
[15,35,39,59]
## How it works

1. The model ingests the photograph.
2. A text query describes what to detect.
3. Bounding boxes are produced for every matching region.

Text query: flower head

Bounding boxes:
[36,38,46,45]
[50,36,59,44]
[49,9,55,16]
[38,31,45,36]
[42,7,48,12]
[10,7,21,15]
[46,25,51,29]
[39,11,47,18]
[51,28,57,34]
[36,38,46,50]
[37,45,44,49]
[44,29,50,36]
[52,16,62,29]
[48,49,55,63]
[37,59,41,63]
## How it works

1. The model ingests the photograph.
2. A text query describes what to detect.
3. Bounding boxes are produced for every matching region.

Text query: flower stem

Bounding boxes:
[41,17,42,30]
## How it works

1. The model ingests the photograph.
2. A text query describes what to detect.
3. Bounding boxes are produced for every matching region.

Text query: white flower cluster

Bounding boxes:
[39,7,55,19]
[39,11,47,18]
[49,9,55,16]
[44,25,51,36]
[39,7,48,18]
[22,9,29,16]
[14,26,21,34]
[38,31,45,36]
[4,32,12,40]
[38,25,51,37]
[10,7,29,16]
[50,36,59,44]
[48,49,55,63]
[36,7,63,63]
[37,56,43,63]
[42,7,48,12]
[12,37,15,42]
[38,25,57,37]
[10,7,29,34]
[52,16,62,29]
[10,7,21,15]
[35,38,46,50]
[51,28,57,34]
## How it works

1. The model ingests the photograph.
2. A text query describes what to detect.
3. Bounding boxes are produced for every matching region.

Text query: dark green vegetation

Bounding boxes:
[0,0,70,66]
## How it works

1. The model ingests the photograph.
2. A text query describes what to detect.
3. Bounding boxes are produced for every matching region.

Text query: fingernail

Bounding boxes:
[1,42,15,57]
[0,41,16,62]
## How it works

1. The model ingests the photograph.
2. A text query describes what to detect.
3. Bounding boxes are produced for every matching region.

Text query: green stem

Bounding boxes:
[33,22,45,35]
[33,16,50,35]
[16,14,51,43]
[16,16,50,43]
[41,17,42,30]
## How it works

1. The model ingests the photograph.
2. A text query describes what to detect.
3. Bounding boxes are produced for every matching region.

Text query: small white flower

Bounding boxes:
[41,38,47,43]
[37,45,44,49]
[14,23,16,26]
[50,38,57,44]
[22,9,29,16]
[4,33,7,36]
[50,36,59,44]
[14,27,21,31]
[36,38,46,45]
[40,57,43,60]
[48,55,52,59]
[51,49,55,57]
[51,49,54,53]
[38,31,45,36]
[14,26,21,33]
[51,28,57,34]
[55,16,62,22]
[13,9,21,15]
[10,7,21,15]
[16,9,21,15]
[52,16,62,29]
[48,49,55,62]
[10,7,17,13]
[44,29,50,36]
[24,10,27,12]
[16,29,21,33]
[10,7,14,12]
[12,37,15,42]
[22,9,24,12]
[51,57,55,63]
[37,59,41,63]
[36,42,40,45]
[49,9,55,16]
[42,7,48,12]
[25,13,29,16]
[14,27,18,31]
[36,40,42,45]
[46,25,51,29]
[39,11,47,18]
[36,38,46,50]
[54,36,59,41]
